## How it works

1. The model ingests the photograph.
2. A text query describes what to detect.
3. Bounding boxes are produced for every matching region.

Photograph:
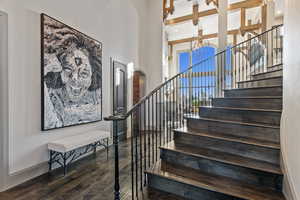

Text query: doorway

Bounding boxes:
[112,59,128,141]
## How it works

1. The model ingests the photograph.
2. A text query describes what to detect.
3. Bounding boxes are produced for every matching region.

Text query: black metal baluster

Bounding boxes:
[155,91,158,162]
[143,102,147,186]
[208,59,210,103]
[162,85,165,145]
[168,81,171,142]
[159,89,162,147]
[271,28,274,66]
[223,52,226,96]
[259,35,265,73]
[264,27,270,72]
[151,95,154,164]
[147,99,150,168]
[234,46,237,88]
[172,79,175,138]
[139,106,143,191]
[242,42,244,82]
[276,26,279,64]
[247,40,250,81]
[182,74,185,126]
[179,75,183,127]
[130,116,135,199]
[239,44,242,84]
[132,115,138,198]
[190,67,192,112]
[112,120,121,200]
[219,54,222,97]
[176,78,178,128]
[197,66,199,110]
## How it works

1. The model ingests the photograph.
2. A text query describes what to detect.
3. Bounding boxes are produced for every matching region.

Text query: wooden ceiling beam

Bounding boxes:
[168,24,260,45]
[165,9,218,25]
[165,0,263,26]
[228,0,262,10]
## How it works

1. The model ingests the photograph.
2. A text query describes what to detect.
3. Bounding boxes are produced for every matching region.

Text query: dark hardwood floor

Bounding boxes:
[0,139,177,200]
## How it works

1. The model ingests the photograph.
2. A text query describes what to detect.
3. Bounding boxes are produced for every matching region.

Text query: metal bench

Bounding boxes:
[48,131,110,175]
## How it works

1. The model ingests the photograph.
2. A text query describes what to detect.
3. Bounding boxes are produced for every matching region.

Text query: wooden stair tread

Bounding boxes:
[237,76,282,84]
[199,106,282,113]
[144,188,186,200]
[175,127,281,149]
[184,115,280,129]
[267,64,283,68]
[147,160,285,200]
[162,141,282,174]
[253,69,282,76]
[213,96,282,99]
[224,85,282,91]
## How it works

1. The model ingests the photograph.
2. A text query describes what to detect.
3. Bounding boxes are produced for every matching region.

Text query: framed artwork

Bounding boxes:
[41,14,102,131]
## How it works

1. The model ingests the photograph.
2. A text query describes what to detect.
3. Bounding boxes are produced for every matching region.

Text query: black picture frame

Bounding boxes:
[41,13,103,131]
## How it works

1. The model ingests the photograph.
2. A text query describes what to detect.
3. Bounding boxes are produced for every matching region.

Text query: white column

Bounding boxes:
[266,0,275,30]
[217,0,228,96]
[266,0,276,67]
[218,0,228,52]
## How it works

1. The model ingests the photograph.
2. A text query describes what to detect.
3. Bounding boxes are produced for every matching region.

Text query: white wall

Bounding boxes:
[0,11,8,192]
[0,0,163,191]
[145,0,163,92]
[281,0,300,199]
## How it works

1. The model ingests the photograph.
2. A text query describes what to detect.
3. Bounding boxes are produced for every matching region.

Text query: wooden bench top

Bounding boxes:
[48,131,110,153]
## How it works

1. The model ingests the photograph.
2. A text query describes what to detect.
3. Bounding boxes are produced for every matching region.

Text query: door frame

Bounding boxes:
[110,58,128,140]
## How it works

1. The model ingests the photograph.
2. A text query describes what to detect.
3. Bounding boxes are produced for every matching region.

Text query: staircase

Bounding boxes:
[145,66,285,200]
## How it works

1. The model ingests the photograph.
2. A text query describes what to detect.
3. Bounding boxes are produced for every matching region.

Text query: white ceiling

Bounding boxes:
[165,0,284,42]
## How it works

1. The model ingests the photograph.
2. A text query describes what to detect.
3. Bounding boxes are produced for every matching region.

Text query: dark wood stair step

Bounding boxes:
[145,187,186,200]
[185,115,280,129]
[212,97,282,110]
[252,69,282,80]
[161,141,283,190]
[199,106,282,126]
[162,141,282,174]
[146,160,285,200]
[185,115,280,145]
[224,85,282,97]
[237,76,282,88]
[267,64,283,72]
[175,127,280,149]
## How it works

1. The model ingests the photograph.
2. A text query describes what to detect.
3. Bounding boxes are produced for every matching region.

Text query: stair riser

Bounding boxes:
[187,118,280,143]
[147,173,241,200]
[224,87,282,97]
[161,150,283,191]
[252,70,282,80]
[212,98,282,110]
[238,77,282,89]
[174,131,280,165]
[199,107,281,126]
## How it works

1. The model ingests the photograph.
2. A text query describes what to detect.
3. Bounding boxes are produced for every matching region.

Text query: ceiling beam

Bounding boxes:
[168,23,261,45]
[165,9,218,25]
[228,0,262,10]
[165,0,263,26]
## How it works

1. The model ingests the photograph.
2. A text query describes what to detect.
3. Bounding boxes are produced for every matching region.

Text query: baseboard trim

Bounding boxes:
[280,119,299,200]
[1,161,48,192]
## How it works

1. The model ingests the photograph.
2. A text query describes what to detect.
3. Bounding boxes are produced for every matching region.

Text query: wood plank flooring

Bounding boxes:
[0,139,174,200]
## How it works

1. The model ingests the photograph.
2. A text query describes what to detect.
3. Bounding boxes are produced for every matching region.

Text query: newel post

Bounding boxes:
[112,120,120,200]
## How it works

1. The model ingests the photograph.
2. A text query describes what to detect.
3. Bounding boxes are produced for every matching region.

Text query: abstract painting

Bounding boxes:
[41,14,102,131]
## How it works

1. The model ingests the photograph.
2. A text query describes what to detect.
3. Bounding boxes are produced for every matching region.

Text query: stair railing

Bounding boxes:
[105,24,283,200]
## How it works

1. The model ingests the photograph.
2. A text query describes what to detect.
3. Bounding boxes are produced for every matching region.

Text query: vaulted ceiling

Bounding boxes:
[165,0,284,44]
